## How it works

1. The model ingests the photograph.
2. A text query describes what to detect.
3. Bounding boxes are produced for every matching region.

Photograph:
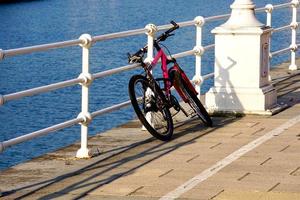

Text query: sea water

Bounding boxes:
[0,0,291,170]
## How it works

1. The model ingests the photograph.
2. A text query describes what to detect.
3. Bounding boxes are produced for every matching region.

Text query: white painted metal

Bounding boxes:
[272,2,293,10]
[273,25,293,33]
[0,49,4,60]
[193,16,205,97]
[0,1,298,155]
[222,0,263,28]
[143,24,157,130]
[169,50,195,59]
[203,44,215,50]
[255,3,291,13]
[289,0,299,70]
[265,4,273,27]
[1,39,82,58]
[93,63,141,79]
[202,72,214,81]
[91,101,132,118]
[0,3,292,60]
[0,95,4,106]
[206,0,277,114]
[145,24,157,63]
[271,47,293,58]
[157,22,188,31]
[0,48,198,107]
[93,28,146,42]
[93,48,201,81]
[174,21,195,28]
[0,117,83,153]
[2,78,83,104]
[192,72,215,87]
[205,14,230,22]
[265,4,273,82]
[76,34,93,158]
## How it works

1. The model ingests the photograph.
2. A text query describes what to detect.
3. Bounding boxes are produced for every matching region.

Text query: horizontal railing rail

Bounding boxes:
[0,39,83,58]
[0,1,298,157]
[263,0,299,70]
[273,24,293,32]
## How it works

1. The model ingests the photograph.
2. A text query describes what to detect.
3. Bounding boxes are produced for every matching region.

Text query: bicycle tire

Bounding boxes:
[172,71,213,127]
[128,75,173,141]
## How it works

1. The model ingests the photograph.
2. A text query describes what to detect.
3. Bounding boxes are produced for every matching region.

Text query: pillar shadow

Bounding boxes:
[209,56,244,113]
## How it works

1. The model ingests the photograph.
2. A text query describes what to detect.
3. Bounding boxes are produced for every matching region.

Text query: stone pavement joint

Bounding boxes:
[0,62,300,199]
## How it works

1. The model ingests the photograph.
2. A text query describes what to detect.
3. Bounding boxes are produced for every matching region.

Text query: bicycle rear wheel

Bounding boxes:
[172,72,212,127]
[128,75,173,141]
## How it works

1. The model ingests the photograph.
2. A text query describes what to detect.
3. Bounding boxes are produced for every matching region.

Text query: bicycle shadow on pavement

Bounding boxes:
[1,115,240,200]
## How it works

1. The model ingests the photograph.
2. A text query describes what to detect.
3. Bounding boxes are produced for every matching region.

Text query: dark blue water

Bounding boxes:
[0,0,293,170]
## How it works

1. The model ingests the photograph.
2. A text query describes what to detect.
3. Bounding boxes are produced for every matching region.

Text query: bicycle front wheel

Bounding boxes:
[128,75,173,141]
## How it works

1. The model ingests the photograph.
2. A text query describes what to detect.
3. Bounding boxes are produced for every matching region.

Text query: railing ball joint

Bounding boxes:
[269,52,273,59]
[79,34,93,48]
[194,16,205,27]
[143,57,153,65]
[145,24,158,36]
[77,112,93,126]
[292,0,300,7]
[265,4,274,13]
[0,95,4,106]
[291,22,299,29]
[265,4,273,27]
[290,44,298,52]
[192,75,203,86]
[0,142,4,153]
[193,46,205,56]
[0,49,4,60]
[78,73,94,87]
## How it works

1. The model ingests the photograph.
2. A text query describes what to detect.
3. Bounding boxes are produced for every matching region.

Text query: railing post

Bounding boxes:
[265,4,273,27]
[76,34,93,158]
[143,24,157,130]
[289,0,299,70]
[193,16,205,99]
[265,4,273,82]
[145,24,157,64]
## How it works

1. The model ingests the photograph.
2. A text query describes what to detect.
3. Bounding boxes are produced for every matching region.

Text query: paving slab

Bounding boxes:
[1,62,300,199]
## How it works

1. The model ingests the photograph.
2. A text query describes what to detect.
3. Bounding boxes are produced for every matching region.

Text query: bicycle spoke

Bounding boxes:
[128,75,173,141]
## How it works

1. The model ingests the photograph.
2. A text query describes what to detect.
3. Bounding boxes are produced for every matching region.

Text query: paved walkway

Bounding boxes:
[0,60,300,200]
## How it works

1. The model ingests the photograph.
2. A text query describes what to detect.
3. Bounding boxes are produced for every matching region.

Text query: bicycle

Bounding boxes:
[128,21,212,141]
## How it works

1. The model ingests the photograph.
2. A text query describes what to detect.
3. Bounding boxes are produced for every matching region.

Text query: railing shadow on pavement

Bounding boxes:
[1,116,241,200]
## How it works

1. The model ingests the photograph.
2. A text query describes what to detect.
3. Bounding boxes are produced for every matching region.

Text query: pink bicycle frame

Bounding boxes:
[149,49,171,94]
[148,49,198,102]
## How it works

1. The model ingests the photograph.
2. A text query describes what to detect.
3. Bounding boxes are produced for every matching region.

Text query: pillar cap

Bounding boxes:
[230,0,255,9]
[221,0,264,28]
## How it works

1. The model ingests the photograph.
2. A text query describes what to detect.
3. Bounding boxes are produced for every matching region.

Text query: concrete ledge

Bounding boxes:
[208,103,289,117]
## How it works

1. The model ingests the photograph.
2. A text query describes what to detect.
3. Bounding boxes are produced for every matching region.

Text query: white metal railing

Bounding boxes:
[262,0,300,70]
[0,1,299,157]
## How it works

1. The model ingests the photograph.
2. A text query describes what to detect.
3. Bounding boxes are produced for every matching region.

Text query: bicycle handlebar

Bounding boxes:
[156,21,179,42]
[128,21,179,64]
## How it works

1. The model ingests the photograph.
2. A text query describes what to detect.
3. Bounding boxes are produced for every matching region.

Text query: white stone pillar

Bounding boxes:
[205,0,278,115]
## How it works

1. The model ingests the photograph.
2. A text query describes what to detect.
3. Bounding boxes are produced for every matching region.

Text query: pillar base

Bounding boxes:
[289,63,298,71]
[76,147,91,158]
[205,85,278,115]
